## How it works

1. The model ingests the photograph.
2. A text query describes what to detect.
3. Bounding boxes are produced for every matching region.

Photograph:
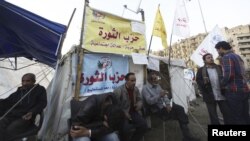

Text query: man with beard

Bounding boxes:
[0,73,47,141]
[196,53,230,125]
[142,71,199,141]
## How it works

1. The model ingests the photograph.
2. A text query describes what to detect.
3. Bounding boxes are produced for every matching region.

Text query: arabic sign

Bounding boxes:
[82,6,146,55]
[80,53,129,96]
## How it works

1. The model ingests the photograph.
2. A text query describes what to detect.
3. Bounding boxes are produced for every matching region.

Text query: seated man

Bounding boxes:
[113,72,148,141]
[142,71,199,141]
[0,73,47,141]
[70,93,125,141]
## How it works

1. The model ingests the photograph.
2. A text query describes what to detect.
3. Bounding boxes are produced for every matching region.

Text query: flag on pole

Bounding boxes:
[152,6,167,49]
[190,25,226,67]
[172,0,190,38]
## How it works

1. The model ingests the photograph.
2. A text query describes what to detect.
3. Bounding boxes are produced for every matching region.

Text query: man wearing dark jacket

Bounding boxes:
[70,93,125,141]
[196,53,230,124]
[0,73,47,141]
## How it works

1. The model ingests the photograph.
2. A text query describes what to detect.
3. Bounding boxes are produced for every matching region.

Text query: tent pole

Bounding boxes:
[197,0,207,33]
[75,49,84,100]
[138,8,148,84]
[147,35,153,56]
[14,57,17,70]
[167,13,175,97]
[56,8,76,59]
[74,0,89,100]
[79,1,89,47]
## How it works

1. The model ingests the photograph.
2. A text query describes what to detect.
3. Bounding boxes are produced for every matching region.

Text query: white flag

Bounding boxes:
[172,0,190,38]
[190,25,226,67]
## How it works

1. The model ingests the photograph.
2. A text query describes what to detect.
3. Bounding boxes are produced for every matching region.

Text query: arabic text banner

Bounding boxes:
[80,53,129,96]
[82,6,146,55]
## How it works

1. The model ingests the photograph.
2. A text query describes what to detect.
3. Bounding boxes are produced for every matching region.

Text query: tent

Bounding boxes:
[37,4,196,140]
[148,55,196,112]
[0,57,54,99]
[0,0,67,67]
[39,47,196,141]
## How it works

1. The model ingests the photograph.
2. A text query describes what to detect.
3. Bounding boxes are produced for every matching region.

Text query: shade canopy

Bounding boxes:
[0,0,67,67]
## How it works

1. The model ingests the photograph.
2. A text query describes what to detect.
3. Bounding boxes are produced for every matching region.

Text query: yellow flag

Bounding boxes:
[152,7,167,49]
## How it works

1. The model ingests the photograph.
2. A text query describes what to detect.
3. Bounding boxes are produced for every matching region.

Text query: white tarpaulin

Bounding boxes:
[0,58,53,99]
[148,55,196,113]
[190,25,226,66]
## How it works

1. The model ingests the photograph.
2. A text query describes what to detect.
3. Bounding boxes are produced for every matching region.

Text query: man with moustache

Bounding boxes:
[113,72,147,141]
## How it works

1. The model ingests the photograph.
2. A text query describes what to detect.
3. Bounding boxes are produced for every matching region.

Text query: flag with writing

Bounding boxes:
[152,6,167,48]
[190,25,226,67]
[172,0,190,38]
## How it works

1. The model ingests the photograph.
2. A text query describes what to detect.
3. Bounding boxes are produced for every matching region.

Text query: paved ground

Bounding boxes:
[144,97,209,141]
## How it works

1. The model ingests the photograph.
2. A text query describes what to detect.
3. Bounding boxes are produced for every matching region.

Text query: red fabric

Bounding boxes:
[126,88,135,113]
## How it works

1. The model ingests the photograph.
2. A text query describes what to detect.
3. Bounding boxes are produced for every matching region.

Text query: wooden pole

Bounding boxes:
[74,0,89,100]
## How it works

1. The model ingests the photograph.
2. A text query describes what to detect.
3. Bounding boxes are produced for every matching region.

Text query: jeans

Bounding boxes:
[120,111,148,141]
[73,132,119,141]
[225,92,250,124]
[205,100,230,124]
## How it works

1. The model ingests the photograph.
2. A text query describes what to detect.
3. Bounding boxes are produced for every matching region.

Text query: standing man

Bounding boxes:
[215,41,250,124]
[142,71,199,141]
[196,53,230,124]
[0,73,47,141]
[113,72,147,141]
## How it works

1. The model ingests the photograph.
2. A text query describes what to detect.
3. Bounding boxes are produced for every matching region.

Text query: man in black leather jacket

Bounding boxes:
[70,93,125,141]
[196,53,230,125]
[0,73,47,141]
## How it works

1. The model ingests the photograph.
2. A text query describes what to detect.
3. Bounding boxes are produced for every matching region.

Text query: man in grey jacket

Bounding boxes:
[142,71,199,141]
[113,72,147,141]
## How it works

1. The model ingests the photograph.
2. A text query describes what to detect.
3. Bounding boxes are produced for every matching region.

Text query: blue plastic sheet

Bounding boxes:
[0,0,67,67]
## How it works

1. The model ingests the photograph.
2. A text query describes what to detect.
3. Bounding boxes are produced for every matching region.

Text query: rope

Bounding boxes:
[0,67,52,97]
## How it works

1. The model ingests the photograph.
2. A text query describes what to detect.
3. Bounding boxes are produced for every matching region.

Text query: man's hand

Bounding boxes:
[103,120,109,128]
[134,103,141,111]
[22,112,33,120]
[125,112,132,120]
[165,105,172,113]
[160,90,169,97]
[70,126,90,138]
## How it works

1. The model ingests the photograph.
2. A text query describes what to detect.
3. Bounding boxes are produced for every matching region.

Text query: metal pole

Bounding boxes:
[147,35,153,56]
[197,0,207,33]
[137,0,143,13]
[56,8,76,59]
